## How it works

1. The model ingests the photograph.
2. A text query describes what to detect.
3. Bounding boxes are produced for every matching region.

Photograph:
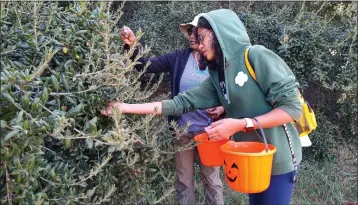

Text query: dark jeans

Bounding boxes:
[249,170,297,205]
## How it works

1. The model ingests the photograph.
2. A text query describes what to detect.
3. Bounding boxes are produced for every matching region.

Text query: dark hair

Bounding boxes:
[196,17,224,71]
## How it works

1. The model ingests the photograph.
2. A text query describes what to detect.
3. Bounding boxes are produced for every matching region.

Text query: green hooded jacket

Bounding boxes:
[162,9,302,175]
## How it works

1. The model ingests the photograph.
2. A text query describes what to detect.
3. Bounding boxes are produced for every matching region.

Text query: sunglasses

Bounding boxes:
[187,27,193,36]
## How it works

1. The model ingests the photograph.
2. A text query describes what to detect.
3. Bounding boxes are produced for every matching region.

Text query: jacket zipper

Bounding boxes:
[172,56,179,97]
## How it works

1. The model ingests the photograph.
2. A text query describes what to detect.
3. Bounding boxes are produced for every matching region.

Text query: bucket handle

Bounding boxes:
[252,117,269,153]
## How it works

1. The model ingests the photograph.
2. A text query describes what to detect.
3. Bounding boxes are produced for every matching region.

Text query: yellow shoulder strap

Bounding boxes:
[244,47,257,82]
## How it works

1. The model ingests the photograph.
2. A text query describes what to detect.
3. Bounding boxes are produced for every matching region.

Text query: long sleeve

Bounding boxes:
[162,77,221,116]
[124,42,176,73]
[250,46,302,121]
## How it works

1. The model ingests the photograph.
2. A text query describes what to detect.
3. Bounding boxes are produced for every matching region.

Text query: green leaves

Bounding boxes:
[51,75,60,90]
[75,30,89,35]
[4,130,20,142]
[86,138,94,149]
[2,92,15,103]
[1,2,176,204]
[67,103,84,117]
[84,117,97,149]
[0,120,7,128]
[40,87,49,103]
[15,111,24,124]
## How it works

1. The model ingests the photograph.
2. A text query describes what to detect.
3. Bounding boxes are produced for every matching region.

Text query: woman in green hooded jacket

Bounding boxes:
[103,9,302,205]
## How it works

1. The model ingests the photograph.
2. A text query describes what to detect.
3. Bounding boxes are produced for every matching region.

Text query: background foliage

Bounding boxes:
[118,1,357,160]
[1,1,357,204]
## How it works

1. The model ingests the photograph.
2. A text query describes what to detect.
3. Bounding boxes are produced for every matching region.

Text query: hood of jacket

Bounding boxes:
[201,9,251,61]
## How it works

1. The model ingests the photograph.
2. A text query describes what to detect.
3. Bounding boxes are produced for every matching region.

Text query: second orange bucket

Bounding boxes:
[194,133,228,166]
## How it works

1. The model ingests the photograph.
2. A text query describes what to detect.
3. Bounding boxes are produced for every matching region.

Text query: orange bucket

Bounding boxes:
[220,120,276,194]
[194,133,228,166]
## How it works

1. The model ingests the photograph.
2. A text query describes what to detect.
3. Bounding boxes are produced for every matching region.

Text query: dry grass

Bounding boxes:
[195,145,357,205]
[160,144,357,205]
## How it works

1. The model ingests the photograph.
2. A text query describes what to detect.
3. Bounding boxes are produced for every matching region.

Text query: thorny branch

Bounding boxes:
[3,155,13,205]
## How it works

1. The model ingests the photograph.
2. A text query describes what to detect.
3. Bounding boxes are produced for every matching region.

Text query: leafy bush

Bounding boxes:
[275,3,357,159]
[1,2,177,204]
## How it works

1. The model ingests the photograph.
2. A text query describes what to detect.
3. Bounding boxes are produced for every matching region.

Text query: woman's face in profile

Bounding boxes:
[197,27,215,61]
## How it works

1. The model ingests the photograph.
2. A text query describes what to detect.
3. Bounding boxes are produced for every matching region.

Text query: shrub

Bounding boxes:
[1,2,177,204]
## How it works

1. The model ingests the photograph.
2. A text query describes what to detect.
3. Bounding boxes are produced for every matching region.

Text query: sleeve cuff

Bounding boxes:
[161,100,175,116]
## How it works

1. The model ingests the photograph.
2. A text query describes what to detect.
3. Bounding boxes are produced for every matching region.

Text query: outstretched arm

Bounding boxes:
[103,77,221,117]
[102,102,163,116]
